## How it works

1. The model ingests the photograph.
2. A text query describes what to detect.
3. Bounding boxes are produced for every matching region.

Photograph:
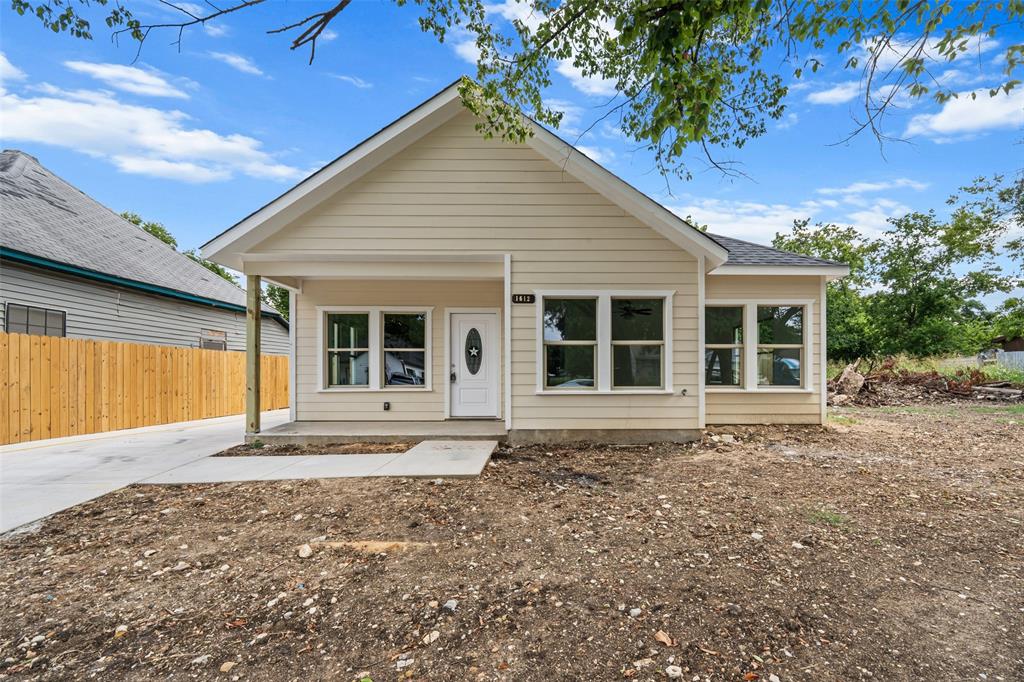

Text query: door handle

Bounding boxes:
[450,371,456,383]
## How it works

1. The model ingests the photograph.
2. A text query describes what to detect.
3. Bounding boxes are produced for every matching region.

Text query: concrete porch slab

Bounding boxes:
[142,440,498,483]
[251,420,507,445]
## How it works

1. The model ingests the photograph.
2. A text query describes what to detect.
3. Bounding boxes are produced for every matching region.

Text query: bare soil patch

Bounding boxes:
[214,442,410,457]
[1,407,1021,681]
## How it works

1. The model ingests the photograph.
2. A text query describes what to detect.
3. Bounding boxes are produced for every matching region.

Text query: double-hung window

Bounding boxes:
[757,305,804,387]
[704,306,743,387]
[539,292,672,392]
[321,308,431,390]
[611,298,664,388]
[543,298,597,389]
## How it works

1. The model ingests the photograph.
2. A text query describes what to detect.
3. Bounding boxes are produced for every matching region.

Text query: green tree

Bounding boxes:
[263,283,290,320]
[120,210,177,249]
[992,297,1024,341]
[12,1,1022,178]
[182,249,239,287]
[772,220,874,361]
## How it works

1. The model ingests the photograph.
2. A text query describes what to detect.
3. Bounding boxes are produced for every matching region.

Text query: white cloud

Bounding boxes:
[452,35,482,64]
[486,0,544,32]
[1,52,26,82]
[555,61,617,97]
[320,29,339,42]
[866,33,1000,72]
[817,178,928,197]
[208,52,264,76]
[807,82,859,105]
[573,145,614,164]
[776,112,799,130]
[672,194,911,243]
[905,87,1024,139]
[204,23,229,37]
[1,83,303,183]
[545,98,584,135]
[64,61,190,99]
[332,74,372,89]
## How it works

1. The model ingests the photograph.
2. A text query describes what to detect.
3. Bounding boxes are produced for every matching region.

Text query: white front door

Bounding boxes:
[450,312,499,418]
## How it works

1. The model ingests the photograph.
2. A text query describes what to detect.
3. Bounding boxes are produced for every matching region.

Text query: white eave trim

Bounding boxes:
[710,264,850,279]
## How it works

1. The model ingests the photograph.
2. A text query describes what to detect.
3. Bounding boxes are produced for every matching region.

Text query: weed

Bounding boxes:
[808,509,850,528]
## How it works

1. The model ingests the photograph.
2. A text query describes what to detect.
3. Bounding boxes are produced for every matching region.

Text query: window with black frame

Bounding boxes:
[5,303,65,337]
[325,313,370,387]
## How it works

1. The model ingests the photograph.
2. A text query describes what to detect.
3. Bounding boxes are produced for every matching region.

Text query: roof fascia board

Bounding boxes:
[202,85,466,268]
[710,264,851,278]
[2,247,288,328]
[524,124,729,268]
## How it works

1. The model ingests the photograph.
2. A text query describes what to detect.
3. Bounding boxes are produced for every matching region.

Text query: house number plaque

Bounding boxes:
[511,294,536,304]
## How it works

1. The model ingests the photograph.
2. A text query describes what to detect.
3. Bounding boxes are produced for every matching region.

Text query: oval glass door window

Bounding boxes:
[465,328,482,375]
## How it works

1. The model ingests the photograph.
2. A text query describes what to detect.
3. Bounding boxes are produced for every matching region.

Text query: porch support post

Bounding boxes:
[246,274,262,435]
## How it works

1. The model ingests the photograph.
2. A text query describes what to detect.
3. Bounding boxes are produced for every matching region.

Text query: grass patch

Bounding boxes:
[970,404,1024,415]
[829,415,859,426]
[808,509,851,528]
[827,355,1024,385]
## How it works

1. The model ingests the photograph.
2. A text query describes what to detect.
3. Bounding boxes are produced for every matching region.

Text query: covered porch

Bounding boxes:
[241,254,511,444]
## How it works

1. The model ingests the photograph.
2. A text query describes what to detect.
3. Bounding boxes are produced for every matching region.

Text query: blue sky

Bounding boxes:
[1,1,1021,304]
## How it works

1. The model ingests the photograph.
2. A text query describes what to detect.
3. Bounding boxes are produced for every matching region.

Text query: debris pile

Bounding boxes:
[828,358,1023,406]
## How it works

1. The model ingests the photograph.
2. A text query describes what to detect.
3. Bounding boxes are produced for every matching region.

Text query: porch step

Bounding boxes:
[249,420,507,446]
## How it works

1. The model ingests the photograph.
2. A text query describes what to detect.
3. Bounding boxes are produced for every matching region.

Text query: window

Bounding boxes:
[5,303,65,337]
[320,308,431,390]
[383,313,426,386]
[543,298,597,389]
[611,298,664,388]
[538,292,673,393]
[757,305,803,386]
[326,313,370,387]
[705,306,743,387]
[199,329,227,351]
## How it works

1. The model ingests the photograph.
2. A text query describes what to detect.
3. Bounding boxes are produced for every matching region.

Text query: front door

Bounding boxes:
[450,312,499,418]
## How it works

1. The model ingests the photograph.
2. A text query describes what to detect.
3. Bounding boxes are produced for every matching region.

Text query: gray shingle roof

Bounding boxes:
[707,232,845,267]
[0,150,276,313]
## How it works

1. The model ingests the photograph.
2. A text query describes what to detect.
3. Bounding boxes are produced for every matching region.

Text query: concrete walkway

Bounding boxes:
[143,440,497,483]
[0,410,290,533]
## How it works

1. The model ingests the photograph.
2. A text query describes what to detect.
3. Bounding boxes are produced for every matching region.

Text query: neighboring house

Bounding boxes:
[993,335,1024,352]
[203,82,848,442]
[0,150,289,353]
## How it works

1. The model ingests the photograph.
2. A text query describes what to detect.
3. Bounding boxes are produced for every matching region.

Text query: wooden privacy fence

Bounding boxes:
[1,332,288,445]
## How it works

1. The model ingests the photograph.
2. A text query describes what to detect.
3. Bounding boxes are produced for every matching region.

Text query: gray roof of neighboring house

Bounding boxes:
[0,150,279,315]
[707,232,845,267]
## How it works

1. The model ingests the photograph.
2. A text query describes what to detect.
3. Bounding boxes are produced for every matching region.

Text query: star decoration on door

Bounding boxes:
[469,346,480,356]
[465,328,482,375]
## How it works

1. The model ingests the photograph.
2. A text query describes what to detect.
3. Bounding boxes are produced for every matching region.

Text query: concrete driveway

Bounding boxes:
[0,410,290,533]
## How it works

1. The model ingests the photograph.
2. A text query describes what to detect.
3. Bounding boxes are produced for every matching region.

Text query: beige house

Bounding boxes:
[203,82,848,444]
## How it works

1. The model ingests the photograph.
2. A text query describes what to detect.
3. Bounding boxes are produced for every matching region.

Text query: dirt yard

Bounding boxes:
[2,405,1022,681]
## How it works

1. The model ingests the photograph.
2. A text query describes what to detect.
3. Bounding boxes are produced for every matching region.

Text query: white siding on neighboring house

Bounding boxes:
[256,113,701,430]
[0,261,289,354]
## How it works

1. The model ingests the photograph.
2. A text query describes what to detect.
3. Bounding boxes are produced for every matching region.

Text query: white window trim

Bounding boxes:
[316,305,433,393]
[704,298,814,393]
[534,290,675,395]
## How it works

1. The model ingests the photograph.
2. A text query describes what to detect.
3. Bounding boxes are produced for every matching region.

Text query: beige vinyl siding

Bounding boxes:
[258,112,701,430]
[294,279,502,421]
[704,275,824,424]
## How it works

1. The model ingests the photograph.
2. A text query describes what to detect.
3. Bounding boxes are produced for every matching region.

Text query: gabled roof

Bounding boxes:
[0,150,284,320]
[201,80,730,270]
[708,233,848,270]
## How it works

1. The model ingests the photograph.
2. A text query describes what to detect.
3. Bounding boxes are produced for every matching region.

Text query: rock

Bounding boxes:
[750,532,764,542]
[628,607,642,618]
[830,393,853,406]
[719,434,736,443]
[665,664,684,679]
[297,544,313,559]
[143,549,158,558]
[726,603,743,617]
[396,656,415,670]
[769,675,781,682]
[835,361,865,396]
[191,654,211,665]
[113,625,128,639]
[442,599,459,612]
[170,561,189,572]
[791,541,806,549]
[422,630,440,644]
[293,513,303,521]
[220,661,236,673]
